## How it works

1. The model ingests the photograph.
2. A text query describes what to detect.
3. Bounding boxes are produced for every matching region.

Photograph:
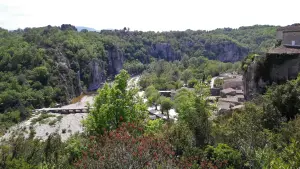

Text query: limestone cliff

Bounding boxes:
[243,54,300,100]
[50,44,125,100]
[107,47,124,75]
[148,41,248,62]
[204,42,249,62]
[88,59,106,91]
[243,56,262,100]
[150,43,181,61]
[53,50,81,102]
[88,46,124,91]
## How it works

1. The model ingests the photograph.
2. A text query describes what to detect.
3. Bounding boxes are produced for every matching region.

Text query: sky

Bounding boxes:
[0,0,299,31]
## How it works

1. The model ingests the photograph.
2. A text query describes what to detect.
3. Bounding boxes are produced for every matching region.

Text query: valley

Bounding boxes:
[1,71,244,142]
[1,23,300,168]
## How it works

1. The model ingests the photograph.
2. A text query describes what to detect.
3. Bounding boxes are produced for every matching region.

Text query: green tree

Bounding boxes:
[139,73,154,89]
[171,69,180,82]
[31,66,49,85]
[174,88,212,147]
[84,70,147,134]
[187,78,198,88]
[145,86,160,110]
[181,55,189,68]
[255,139,300,169]
[214,78,224,88]
[181,69,192,84]
[145,119,164,135]
[263,76,300,125]
[160,96,173,120]
[166,121,194,154]
[204,144,242,168]
[6,158,32,169]
[227,103,266,167]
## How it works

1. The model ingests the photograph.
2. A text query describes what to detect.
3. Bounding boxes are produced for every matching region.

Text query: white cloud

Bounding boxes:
[0,0,299,31]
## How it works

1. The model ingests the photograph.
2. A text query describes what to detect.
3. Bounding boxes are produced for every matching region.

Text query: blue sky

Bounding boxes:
[1,0,299,31]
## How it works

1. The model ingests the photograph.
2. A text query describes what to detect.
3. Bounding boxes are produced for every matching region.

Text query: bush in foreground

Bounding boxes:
[74,122,229,169]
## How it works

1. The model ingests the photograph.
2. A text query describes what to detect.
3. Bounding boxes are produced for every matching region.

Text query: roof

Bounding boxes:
[283,25,300,32]
[231,105,245,110]
[236,95,245,99]
[159,91,172,93]
[277,24,300,32]
[219,97,240,104]
[217,101,231,110]
[223,77,243,89]
[268,46,300,54]
[221,88,236,94]
[236,90,244,95]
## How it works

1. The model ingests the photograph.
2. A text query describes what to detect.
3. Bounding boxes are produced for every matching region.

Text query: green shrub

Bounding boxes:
[48,115,63,126]
[204,143,242,168]
[145,119,164,135]
[31,113,56,125]
[187,79,198,88]
[214,78,224,88]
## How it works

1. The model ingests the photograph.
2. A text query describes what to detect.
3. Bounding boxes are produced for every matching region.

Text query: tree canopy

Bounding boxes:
[85,70,147,134]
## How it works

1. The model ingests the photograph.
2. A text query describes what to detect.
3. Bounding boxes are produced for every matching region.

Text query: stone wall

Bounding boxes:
[282,31,300,46]
[243,54,300,100]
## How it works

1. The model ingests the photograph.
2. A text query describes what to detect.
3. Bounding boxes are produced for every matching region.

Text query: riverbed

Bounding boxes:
[1,76,170,142]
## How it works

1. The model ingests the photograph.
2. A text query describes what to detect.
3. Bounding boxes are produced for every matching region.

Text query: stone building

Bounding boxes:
[244,24,300,100]
[267,24,300,83]
[276,24,300,47]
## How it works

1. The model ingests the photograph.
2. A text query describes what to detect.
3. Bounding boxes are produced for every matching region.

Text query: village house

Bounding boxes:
[276,24,300,47]
[266,24,300,82]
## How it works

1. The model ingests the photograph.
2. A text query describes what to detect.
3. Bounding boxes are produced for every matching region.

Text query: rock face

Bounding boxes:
[87,46,124,91]
[51,44,125,98]
[88,60,106,91]
[54,37,249,97]
[148,41,249,62]
[150,43,181,61]
[149,42,248,62]
[204,42,249,62]
[53,50,81,102]
[243,54,300,99]
[53,41,249,99]
[107,47,124,75]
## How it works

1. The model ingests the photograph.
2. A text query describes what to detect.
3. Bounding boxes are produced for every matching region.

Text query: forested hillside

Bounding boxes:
[2,23,300,168]
[0,24,276,131]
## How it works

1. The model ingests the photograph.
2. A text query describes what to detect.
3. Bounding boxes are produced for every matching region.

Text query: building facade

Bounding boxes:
[276,24,300,47]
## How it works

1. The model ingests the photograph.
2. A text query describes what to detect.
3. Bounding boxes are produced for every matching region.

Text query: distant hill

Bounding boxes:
[76,26,98,32]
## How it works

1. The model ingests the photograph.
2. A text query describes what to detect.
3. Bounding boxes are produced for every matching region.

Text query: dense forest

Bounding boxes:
[3,24,296,168]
